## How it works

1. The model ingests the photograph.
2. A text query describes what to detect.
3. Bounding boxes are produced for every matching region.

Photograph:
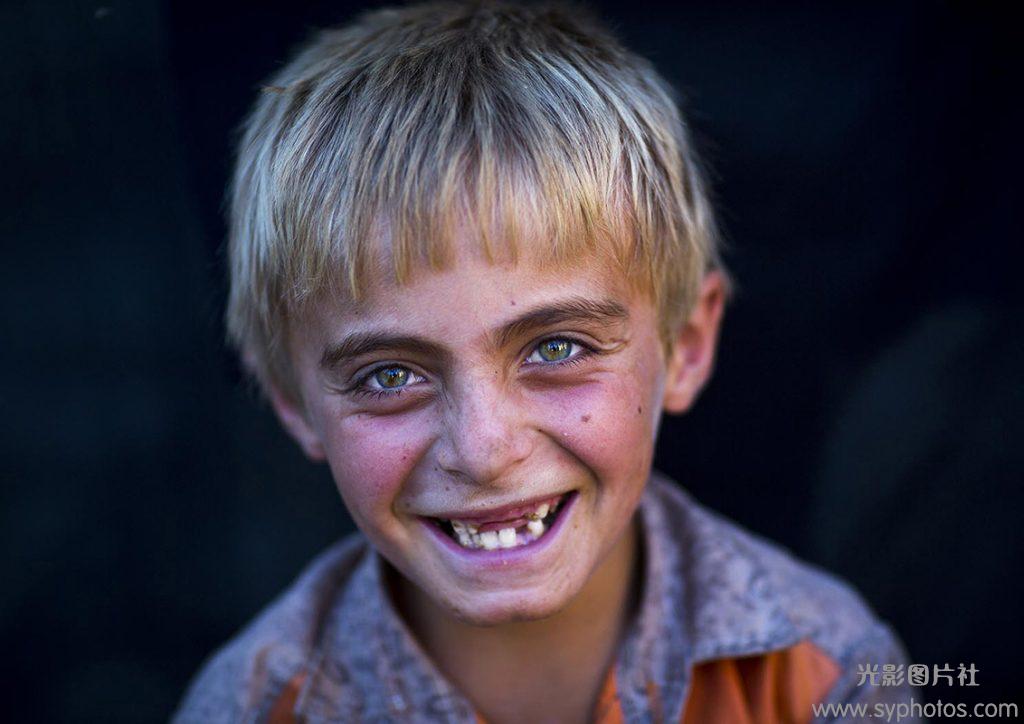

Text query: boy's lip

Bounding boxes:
[420,491,579,567]
[426,490,570,525]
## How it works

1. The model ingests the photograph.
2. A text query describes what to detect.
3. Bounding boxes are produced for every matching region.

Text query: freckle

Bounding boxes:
[510,299,516,306]
[637,406,642,415]
[581,414,590,423]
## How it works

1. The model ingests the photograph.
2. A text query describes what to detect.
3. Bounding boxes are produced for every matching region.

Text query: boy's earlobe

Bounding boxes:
[263,376,327,462]
[662,270,727,414]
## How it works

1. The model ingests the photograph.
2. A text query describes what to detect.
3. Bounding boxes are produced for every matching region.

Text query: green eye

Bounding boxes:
[537,339,572,362]
[374,366,410,388]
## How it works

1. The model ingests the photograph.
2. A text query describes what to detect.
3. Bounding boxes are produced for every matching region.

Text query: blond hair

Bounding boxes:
[227,0,726,398]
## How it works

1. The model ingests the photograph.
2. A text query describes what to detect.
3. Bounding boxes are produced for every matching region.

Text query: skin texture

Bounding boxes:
[266,236,726,723]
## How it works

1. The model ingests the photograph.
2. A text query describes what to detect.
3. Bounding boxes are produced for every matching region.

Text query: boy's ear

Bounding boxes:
[264,379,327,461]
[662,270,727,414]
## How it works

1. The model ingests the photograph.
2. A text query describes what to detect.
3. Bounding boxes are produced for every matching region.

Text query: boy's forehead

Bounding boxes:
[300,241,642,347]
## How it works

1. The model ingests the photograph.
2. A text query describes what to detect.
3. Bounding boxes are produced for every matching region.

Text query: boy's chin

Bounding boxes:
[439,586,576,627]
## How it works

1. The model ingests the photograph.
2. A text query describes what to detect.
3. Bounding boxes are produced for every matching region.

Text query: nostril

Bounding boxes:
[436,428,533,484]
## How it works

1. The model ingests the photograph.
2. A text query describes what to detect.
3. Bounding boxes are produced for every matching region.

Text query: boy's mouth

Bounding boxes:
[430,492,571,551]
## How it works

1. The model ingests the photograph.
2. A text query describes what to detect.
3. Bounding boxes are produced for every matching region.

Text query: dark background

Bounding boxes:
[3,0,1021,720]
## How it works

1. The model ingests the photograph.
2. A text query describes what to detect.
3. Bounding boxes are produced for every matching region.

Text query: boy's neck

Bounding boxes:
[387,515,642,724]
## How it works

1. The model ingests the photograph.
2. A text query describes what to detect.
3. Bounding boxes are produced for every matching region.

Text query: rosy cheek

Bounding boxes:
[534,373,656,479]
[322,412,430,528]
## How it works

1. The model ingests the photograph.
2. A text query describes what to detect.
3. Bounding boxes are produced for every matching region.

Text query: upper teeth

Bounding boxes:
[444,498,560,551]
[497,528,517,548]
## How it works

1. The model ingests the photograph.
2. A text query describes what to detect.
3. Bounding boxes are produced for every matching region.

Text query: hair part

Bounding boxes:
[227,0,728,399]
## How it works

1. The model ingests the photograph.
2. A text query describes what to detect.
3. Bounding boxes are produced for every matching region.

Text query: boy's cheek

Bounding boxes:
[314,361,660,522]
[321,412,434,524]
[536,373,659,479]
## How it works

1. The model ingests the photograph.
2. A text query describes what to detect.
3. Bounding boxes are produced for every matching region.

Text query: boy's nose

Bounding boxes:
[434,380,534,487]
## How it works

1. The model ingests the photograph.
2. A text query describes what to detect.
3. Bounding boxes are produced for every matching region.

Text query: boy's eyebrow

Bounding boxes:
[489,296,630,350]
[319,296,629,370]
[320,333,451,370]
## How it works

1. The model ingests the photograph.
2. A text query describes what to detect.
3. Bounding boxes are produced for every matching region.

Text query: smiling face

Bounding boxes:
[267,237,724,626]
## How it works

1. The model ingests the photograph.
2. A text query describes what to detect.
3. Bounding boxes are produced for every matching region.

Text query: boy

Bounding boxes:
[176,1,917,721]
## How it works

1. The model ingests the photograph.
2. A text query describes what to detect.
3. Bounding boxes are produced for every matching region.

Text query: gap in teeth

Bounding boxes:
[442,495,565,550]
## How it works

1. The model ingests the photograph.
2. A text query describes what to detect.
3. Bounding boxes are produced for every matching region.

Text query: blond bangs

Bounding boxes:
[227,1,720,392]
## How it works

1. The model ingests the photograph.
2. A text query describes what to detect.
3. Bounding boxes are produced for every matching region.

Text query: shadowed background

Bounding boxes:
[2,1,1020,720]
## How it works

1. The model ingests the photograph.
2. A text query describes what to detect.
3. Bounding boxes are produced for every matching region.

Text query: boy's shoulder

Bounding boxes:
[172,534,370,723]
[646,471,889,659]
[639,472,915,719]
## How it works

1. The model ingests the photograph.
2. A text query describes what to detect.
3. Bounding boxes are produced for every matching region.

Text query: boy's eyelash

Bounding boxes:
[349,384,408,401]
[524,337,595,369]
[348,336,596,399]
[348,369,421,400]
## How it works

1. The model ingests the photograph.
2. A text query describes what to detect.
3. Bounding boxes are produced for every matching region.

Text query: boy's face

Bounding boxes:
[271,236,724,626]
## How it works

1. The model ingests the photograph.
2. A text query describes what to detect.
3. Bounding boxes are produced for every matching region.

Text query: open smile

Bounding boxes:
[420,491,578,556]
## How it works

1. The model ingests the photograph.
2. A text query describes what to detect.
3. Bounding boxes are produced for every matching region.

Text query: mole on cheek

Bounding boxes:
[580,414,591,423]
[637,406,642,415]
